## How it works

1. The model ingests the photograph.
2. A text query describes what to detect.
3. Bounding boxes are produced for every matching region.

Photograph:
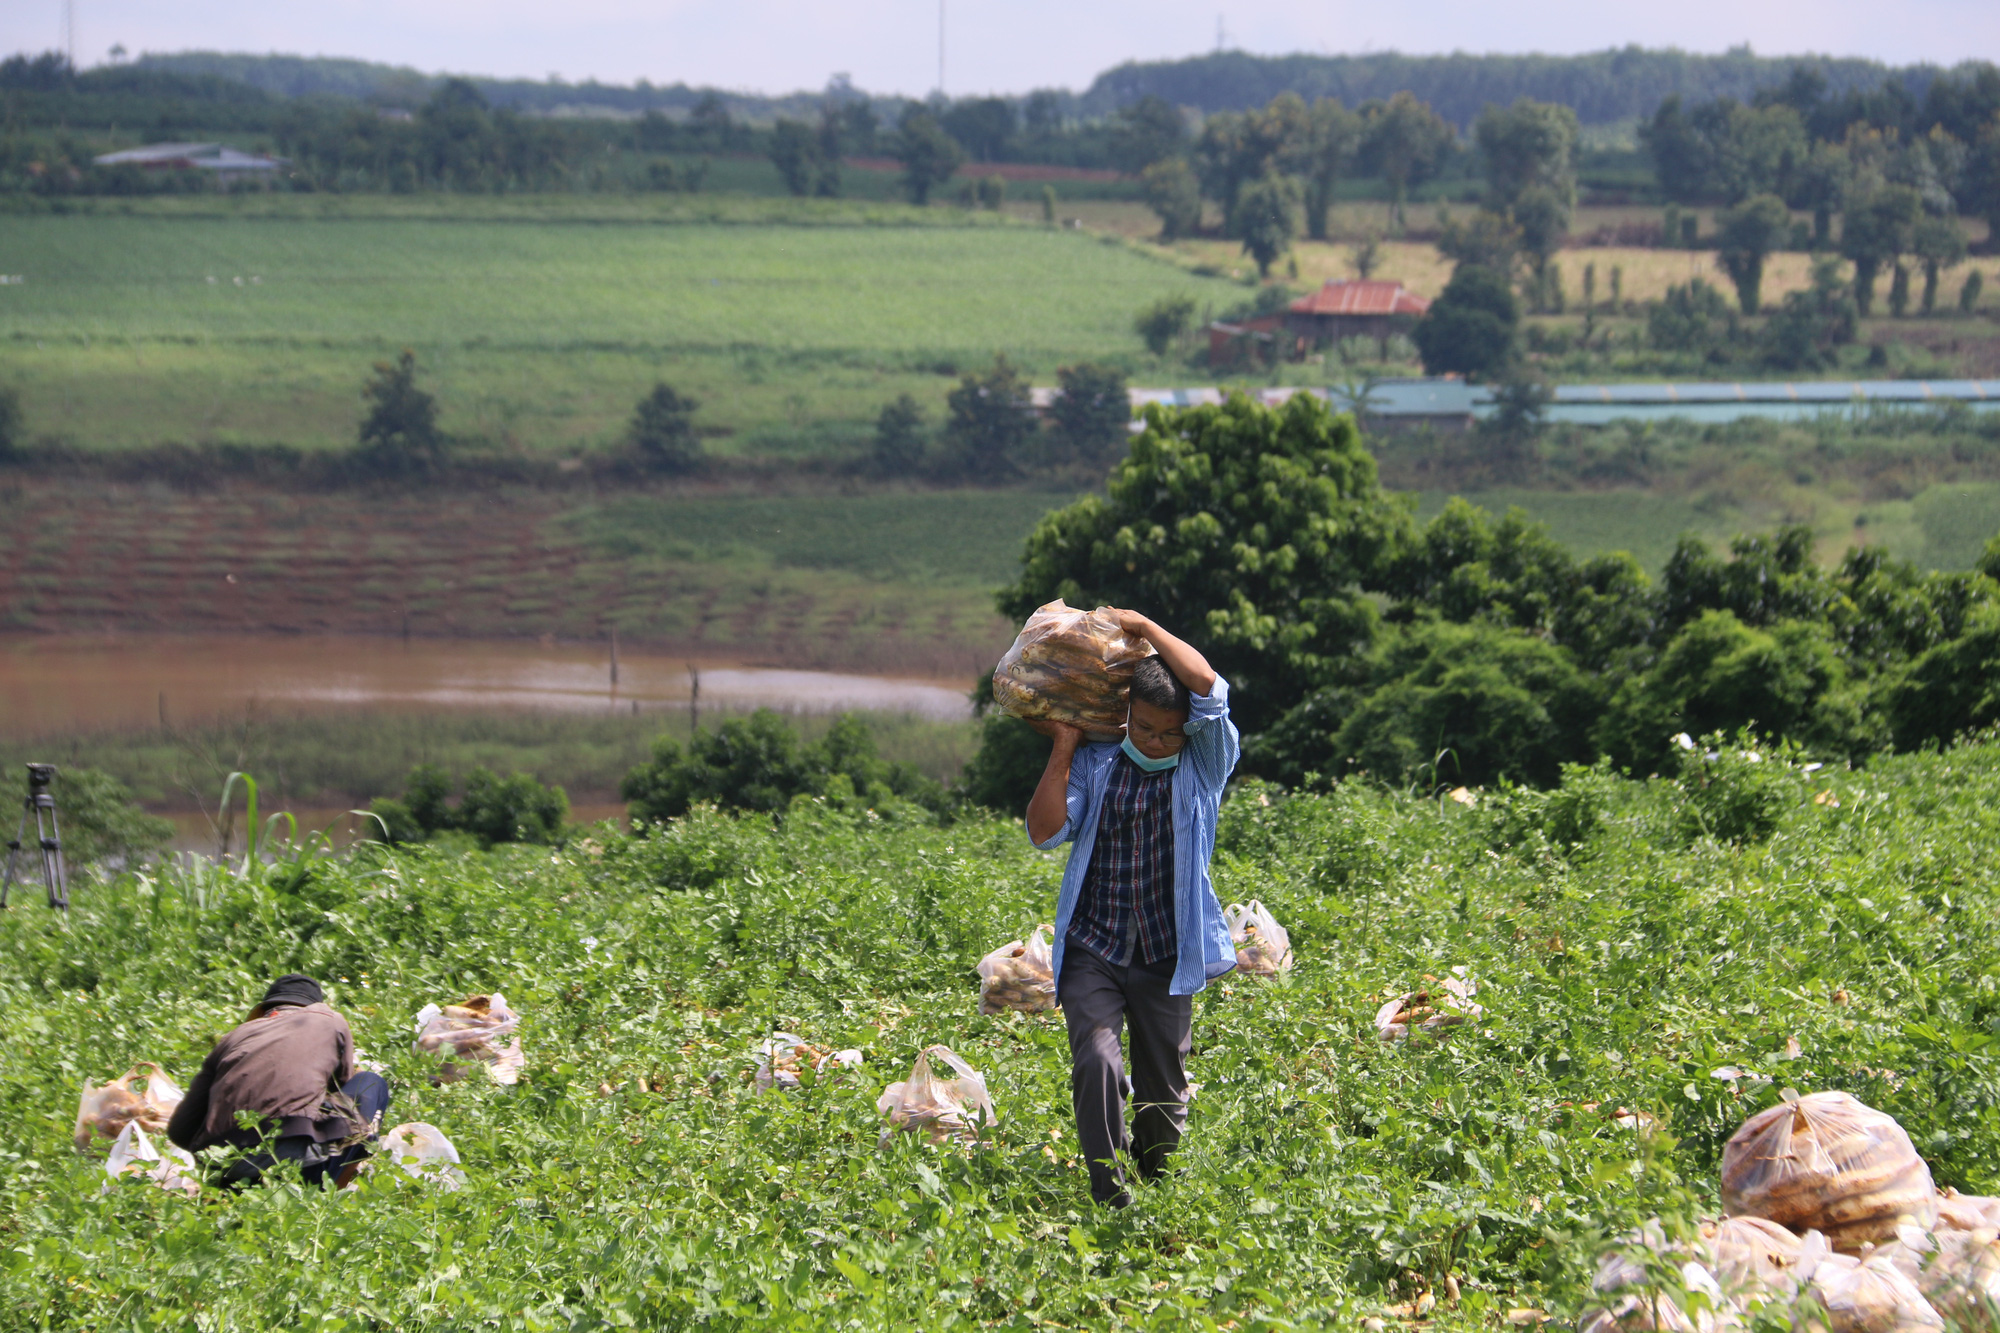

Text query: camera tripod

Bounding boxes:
[2,763,69,911]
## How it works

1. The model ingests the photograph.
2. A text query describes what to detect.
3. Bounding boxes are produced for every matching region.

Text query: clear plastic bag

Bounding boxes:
[413,993,524,1085]
[991,600,1156,742]
[1373,969,1482,1043]
[977,926,1057,1015]
[1225,900,1293,975]
[1916,1225,2000,1329]
[752,1034,863,1092]
[1805,1249,1944,1332]
[1938,1190,2000,1232]
[875,1045,998,1147]
[379,1121,467,1190]
[1702,1214,1808,1300]
[1721,1091,1937,1251]
[103,1120,201,1197]
[74,1063,184,1151]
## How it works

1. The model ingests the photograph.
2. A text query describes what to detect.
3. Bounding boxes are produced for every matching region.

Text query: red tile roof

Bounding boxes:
[1288,280,1430,317]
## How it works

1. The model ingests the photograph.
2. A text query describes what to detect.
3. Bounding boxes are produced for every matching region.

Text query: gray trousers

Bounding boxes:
[1059,941,1193,1203]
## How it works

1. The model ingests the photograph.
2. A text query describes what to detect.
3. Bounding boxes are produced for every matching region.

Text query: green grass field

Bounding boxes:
[0,202,1240,455]
[8,736,2000,1326]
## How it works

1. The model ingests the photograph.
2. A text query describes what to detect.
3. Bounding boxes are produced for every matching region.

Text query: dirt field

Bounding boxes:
[0,481,1022,677]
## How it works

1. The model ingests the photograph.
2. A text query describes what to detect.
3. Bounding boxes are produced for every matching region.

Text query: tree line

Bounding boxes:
[956,392,2000,810]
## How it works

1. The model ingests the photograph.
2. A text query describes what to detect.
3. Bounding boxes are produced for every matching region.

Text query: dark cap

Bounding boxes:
[257,973,325,1012]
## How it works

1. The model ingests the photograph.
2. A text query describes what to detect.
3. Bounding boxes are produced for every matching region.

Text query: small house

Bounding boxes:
[1284,280,1430,354]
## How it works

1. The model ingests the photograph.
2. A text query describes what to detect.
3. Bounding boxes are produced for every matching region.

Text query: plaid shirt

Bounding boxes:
[1068,752,1177,968]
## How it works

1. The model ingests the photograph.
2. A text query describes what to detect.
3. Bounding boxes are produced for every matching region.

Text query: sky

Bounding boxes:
[6,0,1997,97]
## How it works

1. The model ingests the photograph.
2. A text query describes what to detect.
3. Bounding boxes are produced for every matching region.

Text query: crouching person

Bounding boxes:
[1025,611,1239,1207]
[167,973,389,1189]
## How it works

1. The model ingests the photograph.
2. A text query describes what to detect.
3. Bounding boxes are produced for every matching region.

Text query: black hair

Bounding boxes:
[1129,657,1191,715]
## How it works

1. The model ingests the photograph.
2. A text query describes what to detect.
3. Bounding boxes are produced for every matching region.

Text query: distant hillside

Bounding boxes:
[1078,47,1956,126]
[131,51,832,121]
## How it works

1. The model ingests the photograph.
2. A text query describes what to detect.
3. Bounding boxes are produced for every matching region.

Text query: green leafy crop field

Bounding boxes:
[5,741,2000,1327]
[0,205,1238,455]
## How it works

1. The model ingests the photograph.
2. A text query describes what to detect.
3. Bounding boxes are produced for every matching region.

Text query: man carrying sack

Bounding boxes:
[167,973,390,1189]
[1024,610,1239,1207]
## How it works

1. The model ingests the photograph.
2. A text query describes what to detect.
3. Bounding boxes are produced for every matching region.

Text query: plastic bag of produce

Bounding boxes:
[1703,1214,1809,1299]
[74,1064,183,1152]
[1225,900,1293,975]
[875,1045,998,1147]
[1916,1226,2000,1329]
[1805,1250,1943,1332]
[413,994,524,1086]
[977,926,1057,1015]
[1374,969,1482,1043]
[379,1122,466,1190]
[1938,1190,2000,1232]
[753,1034,863,1092]
[1721,1091,1937,1251]
[991,600,1156,742]
[103,1121,201,1197]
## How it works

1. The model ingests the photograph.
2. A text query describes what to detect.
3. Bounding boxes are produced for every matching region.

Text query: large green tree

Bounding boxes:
[1715,192,1793,314]
[1232,173,1302,278]
[1412,264,1519,380]
[998,392,1408,732]
[1840,184,1922,315]
[1358,92,1455,230]
[1298,98,1362,241]
[893,110,965,205]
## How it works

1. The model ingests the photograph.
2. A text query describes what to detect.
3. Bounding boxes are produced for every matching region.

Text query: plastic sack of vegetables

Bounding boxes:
[379,1122,467,1190]
[103,1121,201,1197]
[413,993,524,1085]
[875,1045,998,1147]
[1225,901,1293,975]
[977,926,1057,1015]
[991,600,1156,741]
[74,1064,183,1152]
[753,1034,864,1092]
[1720,1090,1936,1251]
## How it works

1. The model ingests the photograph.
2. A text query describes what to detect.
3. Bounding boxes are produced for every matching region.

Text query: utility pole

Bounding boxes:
[63,0,76,68]
[938,0,946,97]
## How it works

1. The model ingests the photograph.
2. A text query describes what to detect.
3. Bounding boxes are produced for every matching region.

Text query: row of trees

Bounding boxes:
[354,351,703,478]
[960,392,2000,810]
[869,358,1129,480]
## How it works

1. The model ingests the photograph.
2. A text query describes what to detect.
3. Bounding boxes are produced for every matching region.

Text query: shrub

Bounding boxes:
[1261,620,1599,789]
[1670,731,1798,845]
[1646,278,1733,354]
[621,710,940,823]
[871,393,927,473]
[626,382,702,473]
[45,768,174,868]
[1412,263,1518,379]
[955,711,1048,812]
[942,355,1034,481]
[368,762,567,847]
[355,349,445,476]
[1595,610,1867,770]
[1046,362,1130,469]
[1133,294,1197,356]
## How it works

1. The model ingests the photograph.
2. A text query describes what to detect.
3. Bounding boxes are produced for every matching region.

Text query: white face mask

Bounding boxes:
[1120,735,1181,772]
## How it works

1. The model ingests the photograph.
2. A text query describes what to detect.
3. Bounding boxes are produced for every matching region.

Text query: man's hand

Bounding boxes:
[1102,608,1218,697]
[1027,718,1086,745]
[1104,608,1154,641]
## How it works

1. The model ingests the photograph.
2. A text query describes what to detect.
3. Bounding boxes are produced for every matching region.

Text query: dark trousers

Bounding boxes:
[1059,941,1193,1204]
[222,1071,392,1189]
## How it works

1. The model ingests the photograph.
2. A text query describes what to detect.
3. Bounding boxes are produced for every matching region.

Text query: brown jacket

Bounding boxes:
[167,1003,358,1152]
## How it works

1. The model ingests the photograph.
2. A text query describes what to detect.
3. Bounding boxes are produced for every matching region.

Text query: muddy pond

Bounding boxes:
[0,632,975,735]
